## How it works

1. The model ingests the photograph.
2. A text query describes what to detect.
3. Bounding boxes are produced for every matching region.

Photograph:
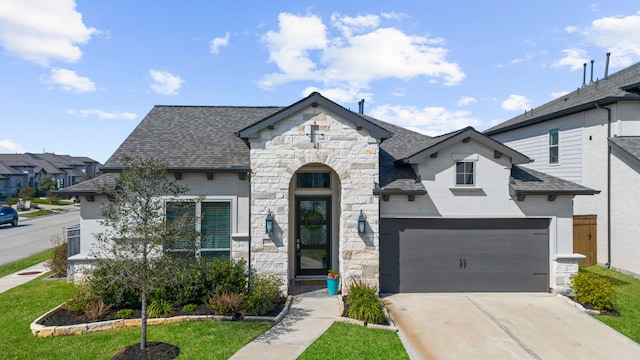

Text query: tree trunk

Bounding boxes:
[140,291,147,350]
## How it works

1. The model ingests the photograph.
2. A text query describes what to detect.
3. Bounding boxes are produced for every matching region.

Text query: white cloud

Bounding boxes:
[149,69,184,95]
[564,26,578,33]
[0,139,25,153]
[66,109,137,120]
[586,12,640,67]
[501,95,532,112]
[301,85,373,104]
[0,0,97,66]
[210,32,230,54]
[550,91,570,99]
[457,96,476,106]
[392,87,405,97]
[370,104,480,136]
[551,48,588,71]
[259,12,465,95]
[48,68,95,93]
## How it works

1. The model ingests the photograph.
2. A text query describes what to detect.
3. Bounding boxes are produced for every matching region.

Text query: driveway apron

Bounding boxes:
[384,293,640,360]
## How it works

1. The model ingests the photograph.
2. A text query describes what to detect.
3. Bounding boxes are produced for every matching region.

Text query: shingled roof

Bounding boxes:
[486,61,640,135]
[510,165,599,196]
[56,173,119,195]
[609,136,640,167]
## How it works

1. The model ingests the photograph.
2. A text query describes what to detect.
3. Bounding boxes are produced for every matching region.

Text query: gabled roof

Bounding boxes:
[103,106,284,171]
[56,173,119,195]
[236,92,392,140]
[609,137,640,167]
[403,127,530,164]
[486,61,640,135]
[510,165,599,196]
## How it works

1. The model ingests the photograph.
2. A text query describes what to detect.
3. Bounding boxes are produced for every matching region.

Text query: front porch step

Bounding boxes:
[293,276,326,286]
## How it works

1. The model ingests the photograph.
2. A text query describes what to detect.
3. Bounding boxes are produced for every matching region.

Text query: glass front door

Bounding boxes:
[296,196,331,275]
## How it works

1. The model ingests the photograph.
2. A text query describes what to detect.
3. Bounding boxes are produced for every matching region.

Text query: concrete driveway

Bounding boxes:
[384,293,640,359]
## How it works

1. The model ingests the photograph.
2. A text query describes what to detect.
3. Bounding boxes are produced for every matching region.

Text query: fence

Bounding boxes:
[67,224,81,257]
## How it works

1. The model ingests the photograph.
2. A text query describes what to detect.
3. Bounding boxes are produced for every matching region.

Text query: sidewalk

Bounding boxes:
[230,289,339,360]
[0,261,50,294]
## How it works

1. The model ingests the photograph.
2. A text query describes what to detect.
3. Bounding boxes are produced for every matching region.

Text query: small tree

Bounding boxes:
[93,156,199,351]
[17,187,35,200]
[38,176,58,193]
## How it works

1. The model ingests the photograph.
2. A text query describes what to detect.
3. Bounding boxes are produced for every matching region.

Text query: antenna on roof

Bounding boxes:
[582,63,587,87]
[590,60,595,83]
[604,52,611,80]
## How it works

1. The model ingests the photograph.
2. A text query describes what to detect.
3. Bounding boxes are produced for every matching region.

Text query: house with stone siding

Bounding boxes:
[59,92,597,294]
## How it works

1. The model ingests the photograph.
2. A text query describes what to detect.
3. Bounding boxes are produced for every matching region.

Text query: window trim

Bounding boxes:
[549,129,559,164]
[455,161,475,186]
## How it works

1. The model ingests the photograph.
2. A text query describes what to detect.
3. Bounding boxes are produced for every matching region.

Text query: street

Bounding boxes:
[0,210,80,266]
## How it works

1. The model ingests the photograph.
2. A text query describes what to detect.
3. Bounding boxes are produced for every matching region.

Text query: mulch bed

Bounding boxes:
[111,342,179,360]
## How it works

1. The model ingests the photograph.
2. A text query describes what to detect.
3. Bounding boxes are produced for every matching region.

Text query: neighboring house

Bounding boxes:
[486,60,640,278]
[0,153,101,197]
[59,92,596,294]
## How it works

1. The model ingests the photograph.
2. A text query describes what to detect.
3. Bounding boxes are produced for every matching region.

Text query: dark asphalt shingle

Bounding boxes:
[510,165,599,195]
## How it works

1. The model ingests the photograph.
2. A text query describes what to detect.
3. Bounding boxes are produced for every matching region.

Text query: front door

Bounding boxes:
[296,196,331,276]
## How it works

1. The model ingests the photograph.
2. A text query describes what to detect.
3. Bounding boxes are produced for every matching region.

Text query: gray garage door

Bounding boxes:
[380,218,549,293]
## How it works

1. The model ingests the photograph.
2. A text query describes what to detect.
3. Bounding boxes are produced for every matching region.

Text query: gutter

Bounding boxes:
[595,103,612,269]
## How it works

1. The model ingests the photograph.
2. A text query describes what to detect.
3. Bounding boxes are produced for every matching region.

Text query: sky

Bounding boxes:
[1,1,639,164]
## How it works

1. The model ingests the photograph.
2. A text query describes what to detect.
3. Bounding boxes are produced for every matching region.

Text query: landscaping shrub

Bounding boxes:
[243,274,283,316]
[65,281,97,313]
[46,191,60,205]
[18,187,35,200]
[182,304,198,313]
[208,290,244,316]
[84,299,112,322]
[6,197,18,206]
[116,309,133,319]
[88,260,141,309]
[46,232,67,276]
[571,271,614,311]
[346,278,385,325]
[202,258,248,295]
[148,299,174,318]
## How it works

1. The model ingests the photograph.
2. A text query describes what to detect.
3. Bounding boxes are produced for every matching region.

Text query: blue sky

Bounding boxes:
[1,1,639,163]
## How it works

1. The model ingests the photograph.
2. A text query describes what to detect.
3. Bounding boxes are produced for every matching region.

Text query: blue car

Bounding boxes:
[0,206,18,227]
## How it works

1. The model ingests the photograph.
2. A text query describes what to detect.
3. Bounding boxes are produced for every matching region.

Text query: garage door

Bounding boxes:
[380,218,549,293]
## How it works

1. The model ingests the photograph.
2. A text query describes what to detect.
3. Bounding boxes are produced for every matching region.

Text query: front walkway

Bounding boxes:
[230,288,339,360]
[0,261,49,294]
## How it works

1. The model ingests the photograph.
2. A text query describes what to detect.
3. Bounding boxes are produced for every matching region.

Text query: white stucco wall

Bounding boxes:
[380,139,577,291]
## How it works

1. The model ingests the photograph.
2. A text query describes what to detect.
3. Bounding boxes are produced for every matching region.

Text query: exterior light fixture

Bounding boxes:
[357,210,366,234]
[265,209,274,235]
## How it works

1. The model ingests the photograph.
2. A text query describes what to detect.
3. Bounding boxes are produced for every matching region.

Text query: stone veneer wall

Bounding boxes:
[234,106,380,294]
[553,256,582,294]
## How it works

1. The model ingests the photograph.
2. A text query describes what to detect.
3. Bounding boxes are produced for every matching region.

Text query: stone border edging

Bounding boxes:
[557,294,601,315]
[31,295,293,337]
[335,295,398,332]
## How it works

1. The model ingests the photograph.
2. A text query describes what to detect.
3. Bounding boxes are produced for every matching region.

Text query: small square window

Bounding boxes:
[455,161,474,185]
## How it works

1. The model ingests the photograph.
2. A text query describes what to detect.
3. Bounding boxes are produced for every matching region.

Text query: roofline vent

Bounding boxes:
[605,52,611,80]
[582,63,587,87]
[358,99,365,114]
[590,60,595,83]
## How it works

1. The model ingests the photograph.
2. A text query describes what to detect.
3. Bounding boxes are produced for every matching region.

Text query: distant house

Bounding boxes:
[0,153,101,197]
[60,92,597,294]
[486,59,640,278]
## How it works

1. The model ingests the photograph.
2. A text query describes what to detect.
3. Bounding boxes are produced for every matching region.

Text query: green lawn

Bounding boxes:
[31,198,75,206]
[0,249,54,278]
[19,209,56,218]
[0,277,272,360]
[581,265,640,343]
[299,322,409,360]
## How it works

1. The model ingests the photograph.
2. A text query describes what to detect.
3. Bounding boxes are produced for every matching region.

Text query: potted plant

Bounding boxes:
[326,269,340,295]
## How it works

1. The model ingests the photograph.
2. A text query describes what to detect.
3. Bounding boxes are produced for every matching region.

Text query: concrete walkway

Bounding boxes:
[230,289,339,360]
[0,261,50,294]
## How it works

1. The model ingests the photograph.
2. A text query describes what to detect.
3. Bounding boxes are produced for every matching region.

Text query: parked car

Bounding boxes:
[0,206,18,227]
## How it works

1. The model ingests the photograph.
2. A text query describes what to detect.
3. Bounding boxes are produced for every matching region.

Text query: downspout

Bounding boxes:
[595,102,612,268]
[247,170,252,286]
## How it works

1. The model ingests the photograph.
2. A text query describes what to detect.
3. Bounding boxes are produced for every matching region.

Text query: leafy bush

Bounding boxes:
[208,290,244,316]
[182,304,198,313]
[84,300,112,322]
[148,299,175,318]
[346,278,385,325]
[202,258,248,295]
[571,271,615,311]
[46,191,60,205]
[89,260,141,309]
[243,274,283,316]
[65,281,96,313]
[46,232,67,276]
[18,187,35,200]
[116,309,133,319]
[6,197,18,206]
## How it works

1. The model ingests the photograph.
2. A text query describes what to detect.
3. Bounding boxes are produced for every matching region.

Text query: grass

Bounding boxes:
[31,198,74,206]
[19,209,55,218]
[0,277,272,360]
[0,249,54,278]
[299,322,409,360]
[580,265,640,343]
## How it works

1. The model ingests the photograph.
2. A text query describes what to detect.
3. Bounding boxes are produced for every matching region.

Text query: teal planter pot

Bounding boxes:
[327,278,340,295]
